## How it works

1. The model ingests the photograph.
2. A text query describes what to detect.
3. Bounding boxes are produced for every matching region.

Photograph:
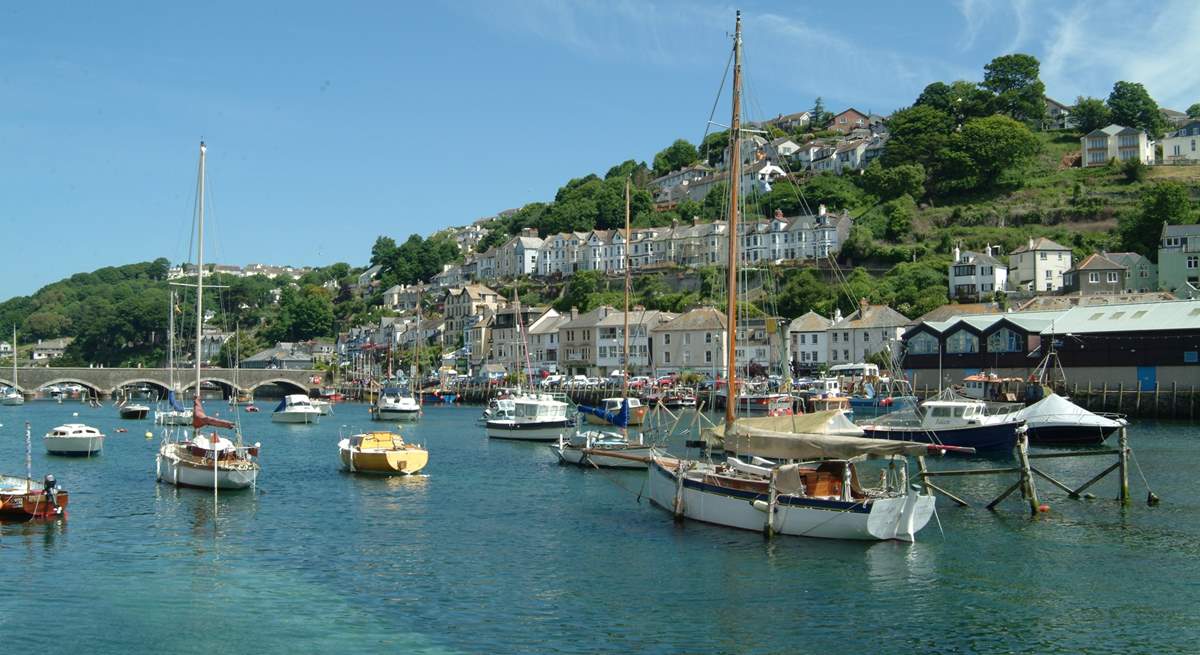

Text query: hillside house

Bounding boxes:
[949,246,1007,301]
[1062,253,1127,295]
[1159,223,1200,298]
[827,108,870,134]
[1081,124,1154,167]
[1010,237,1073,293]
[787,311,832,373]
[1162,120,1200,164]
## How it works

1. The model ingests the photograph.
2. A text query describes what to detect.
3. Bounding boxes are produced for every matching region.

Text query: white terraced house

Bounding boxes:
[1010,237,1073,293]
[948,246,1008,301]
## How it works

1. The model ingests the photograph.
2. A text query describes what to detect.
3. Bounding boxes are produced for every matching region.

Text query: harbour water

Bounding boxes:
[2,400,1197,653]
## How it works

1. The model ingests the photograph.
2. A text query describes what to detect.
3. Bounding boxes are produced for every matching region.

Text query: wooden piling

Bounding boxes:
[1104,382,1111,412]
[1015,432,1039,516]
[1118,426,1129,505]
[1171,382,1177,419]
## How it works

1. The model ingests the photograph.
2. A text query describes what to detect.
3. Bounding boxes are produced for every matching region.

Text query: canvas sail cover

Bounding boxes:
[577,399,630,428]
[1015,393,1123,429]
[193,398,235,430]
[167,390,186,412]
[712,410,936,459]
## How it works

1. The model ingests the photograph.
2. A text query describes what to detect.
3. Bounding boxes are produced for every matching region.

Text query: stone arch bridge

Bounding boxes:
[0,367,322,399]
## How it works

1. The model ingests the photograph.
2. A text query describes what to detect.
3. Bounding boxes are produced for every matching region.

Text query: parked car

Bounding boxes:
[568,375,590,388]
[628,376,652,389]
[586,377,603,388]
[541,374,565,388]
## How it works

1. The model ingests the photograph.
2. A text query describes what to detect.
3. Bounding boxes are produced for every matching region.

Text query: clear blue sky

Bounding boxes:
[2,0,1196,300]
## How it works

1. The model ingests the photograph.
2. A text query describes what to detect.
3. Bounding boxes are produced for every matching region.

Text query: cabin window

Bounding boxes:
[908,332,938,355]
[945,330,979,354]
[987,328,1022,353]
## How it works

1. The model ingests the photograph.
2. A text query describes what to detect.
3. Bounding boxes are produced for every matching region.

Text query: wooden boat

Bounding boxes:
[582,397,648,426]
[662,387,697,409]
[0,474,67,521]
[553,429,651,469]
[44,423,105,456]
[338,431,428,475]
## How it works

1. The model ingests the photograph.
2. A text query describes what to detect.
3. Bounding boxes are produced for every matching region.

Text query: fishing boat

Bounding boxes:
[582,396,648,426]
[271,394,322,424]
[485,392,574,441]
[479,395,515,424]
[847,378,917,415]
[338,430,428,475]
[662,387,697,409]
[373,387,421,421]
[1013,393,1126,445]
[118,401,150,420]
[858,397,1023,452]
[44,424,105,456]
[716,384,793,415]
[157,142,260,490]
[2,326,24,406]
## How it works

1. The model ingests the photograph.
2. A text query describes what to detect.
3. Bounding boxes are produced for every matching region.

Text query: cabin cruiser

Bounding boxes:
[716,382,793,415]
[485,393,574,441]
[118,402,150,419]
[271,394,323,424]
[44,424,105,456]
[858,398,1024,453]
[1014,393,1126,445]
[662,387,697,409]
[847,378,917,415]
[373,387,420,421]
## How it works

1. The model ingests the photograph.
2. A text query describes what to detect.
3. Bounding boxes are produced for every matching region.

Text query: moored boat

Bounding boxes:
[1014,393,1126,445]
[486,393,574,441]
[271,394,323,424]
[44,424,105,456]
[0,474,67,520]
[119,402,150,420]
[553,429,651,469]
[582,397,648,426]
[338,431,428,475]
[858,398,1023,453]
[373,387,421,421]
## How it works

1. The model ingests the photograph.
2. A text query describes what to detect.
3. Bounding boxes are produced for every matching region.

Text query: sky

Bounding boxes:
[2,0,1198,300]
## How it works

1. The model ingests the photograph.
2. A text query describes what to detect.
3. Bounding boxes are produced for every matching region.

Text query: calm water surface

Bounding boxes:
[1,400,1198,653]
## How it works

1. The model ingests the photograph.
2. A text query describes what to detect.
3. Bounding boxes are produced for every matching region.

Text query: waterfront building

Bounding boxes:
[595,308,673,375]
[442,285,501,336]
[488,305,547,376]
[827,300,910,365]
[650,307,727,377]
[1010,237,1073,293]
[1158,223,1200,298]
[735,316,787,373]
[787,311,832,374]
[526,310,568,374]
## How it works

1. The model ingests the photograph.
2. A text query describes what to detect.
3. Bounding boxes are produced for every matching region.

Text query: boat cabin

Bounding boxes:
[47,424,102,437]
[513,395,569,421]
[920,400,988,428]
[961,373,1024,402]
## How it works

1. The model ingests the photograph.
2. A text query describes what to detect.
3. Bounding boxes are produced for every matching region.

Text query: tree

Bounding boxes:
[1188,103,1200,119]
[944,114,1040,192]
[1072,96,1111,134]
[799,174,869,212]
[1107,81,1167,138]
[915,80,994,126]
[880,105,955,171]
[652,139,699,177]
[981,54,1046,122]
[860,161,926,201]
[1121,158,1147,183]
[811,97,832,128]
[1120,181,1197,259]
[700,130,729,167]
[882,195,917,241]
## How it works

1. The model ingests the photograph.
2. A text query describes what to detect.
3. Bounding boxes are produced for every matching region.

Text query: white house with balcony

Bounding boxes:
[949,245,1008,301]
[1081,124,1154,167]
[1009,237,1073,293]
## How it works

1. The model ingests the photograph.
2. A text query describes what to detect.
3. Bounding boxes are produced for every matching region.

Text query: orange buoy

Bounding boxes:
[1037,504,1050,513]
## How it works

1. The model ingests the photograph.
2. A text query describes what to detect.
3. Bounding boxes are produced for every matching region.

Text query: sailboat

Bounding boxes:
[556,178,653,468]
[157,142,261,490]
[2,326,24,406]
[373,293,422,421]
[155,291,194,425]
[643,13,967,541]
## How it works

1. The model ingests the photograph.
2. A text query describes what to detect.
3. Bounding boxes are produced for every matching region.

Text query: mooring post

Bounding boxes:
[916,455,932,495]
[1171,382,1177,419]
[1104,382,1110,412]
[1016,431,1039,516]
[1118,425,1130,505]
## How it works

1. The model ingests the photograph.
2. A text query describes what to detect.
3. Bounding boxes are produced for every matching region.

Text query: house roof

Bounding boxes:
[527,312,570,335]
[1089,124,1141,137]
[769,111,811,123]
[596,309,675,328]
[1162,223,1200,238]
[33,337,73,350]
[1104,252,1151,269]
[560,306,615,330]
[1015,291,1177,312]
[1069,253,1124,272]
[652,307,727,332]
[1161,108,1187,119]
[959,250,1004,267]
[835,304,910,329]
[787,311,830,333]
[1044,96,1071,111]
[1011,237,1071,254]
[915,303,1003,323]
[1040,299,1200,334]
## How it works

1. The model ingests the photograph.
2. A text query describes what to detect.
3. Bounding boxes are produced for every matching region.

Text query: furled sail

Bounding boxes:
[712,410,968,459]
[192,397,235,430]
[167,390,186,412]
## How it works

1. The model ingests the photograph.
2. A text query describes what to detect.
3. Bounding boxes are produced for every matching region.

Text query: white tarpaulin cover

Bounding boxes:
[708,410,934,460]
[1014,393,1124,429]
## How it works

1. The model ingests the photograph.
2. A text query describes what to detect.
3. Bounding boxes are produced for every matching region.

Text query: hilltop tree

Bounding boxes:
[811,97,833,128]
[954,114,1041,186]
[652,139,699,177]
[1072,96,1111,134]
[1107,81,1167,138]
[699,130,729,167]
[1119,181,1197,259]
[860,161,926,201]
[1188,103,1200,119]
[881,105,956,172]
[915,80,994,126]
[981,54,1046,122]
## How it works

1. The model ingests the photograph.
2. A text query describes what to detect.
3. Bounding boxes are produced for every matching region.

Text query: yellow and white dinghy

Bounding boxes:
[338,431,428,475]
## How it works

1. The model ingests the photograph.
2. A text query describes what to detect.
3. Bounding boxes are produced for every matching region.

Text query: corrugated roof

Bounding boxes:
[1040,299,1200,334]
[915,303,1003,323]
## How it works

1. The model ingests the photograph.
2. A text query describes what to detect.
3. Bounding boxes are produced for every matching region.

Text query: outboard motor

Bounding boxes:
[43,474,59,508]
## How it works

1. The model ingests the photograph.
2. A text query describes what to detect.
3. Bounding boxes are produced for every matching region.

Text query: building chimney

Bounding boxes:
[833,308,843,323]
[692,216,699,226]
[571,306,579,320]
[774,209,784,219]
[1028,237,1035,249]
[859,297,869,315]
[984,243,992,257]
[953,244,961,263]
[818,204,827,216]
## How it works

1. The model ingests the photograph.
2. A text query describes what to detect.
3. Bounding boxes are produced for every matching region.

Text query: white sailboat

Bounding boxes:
[156,142,260,490]
[155,290,193,426]
[373,291,423,422]
[2,326,24,406]
[644,13,965,541]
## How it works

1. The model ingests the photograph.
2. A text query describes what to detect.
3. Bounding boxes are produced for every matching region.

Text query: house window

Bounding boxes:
[705,350,712,363]
[832,333,838,343]
[1107,272,1118,283]
[1188,257,1199,270]
[953,265,974,277]
[812,334,819,345]
[843,349,849,360]
[683,333,691,345]
[987,328,1022,353]
[664,334,671,345]
[1088,272,1099,283]
[1040,252,1047,260]
[705,332,713,344]
[863,332,869,342]
[811,350,819,361]
[799,334,806,345]
[945,330,979,354]
[1046,270,1053,280]
[908,332,939,355]
[664,351,671,364]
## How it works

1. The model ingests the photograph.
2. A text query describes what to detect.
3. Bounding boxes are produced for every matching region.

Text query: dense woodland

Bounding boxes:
[2,54,1198,367]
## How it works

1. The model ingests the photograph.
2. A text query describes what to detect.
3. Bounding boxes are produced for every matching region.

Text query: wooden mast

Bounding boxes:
[724,11,742,432]
[623,176,632,436]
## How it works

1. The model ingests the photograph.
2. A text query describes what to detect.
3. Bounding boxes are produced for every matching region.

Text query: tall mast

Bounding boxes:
[414,286,421,401]
[622,176,631,404]
[11,325,17,392]
[724,11,742,432]
[194,142,206,402]
[167,290,175,391]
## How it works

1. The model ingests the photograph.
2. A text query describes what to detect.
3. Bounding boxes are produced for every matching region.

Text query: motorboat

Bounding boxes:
[310,398,334,416]
[858,398,1024,453]
[271,394,323,424]
[1014,393,1127,445]
[960,371,1025,402]
[553,429,651,469]
[44,424,105,456]
[581,397,647,426]
[119,402,150,420]
[479,396,515,424]
[648,412,973,541]
[0,473,67,520]
[715,386,793,415]
[372,387,420,421]
[338,431,428,475]
[486,392,575,441]
[847,378,918,415]
[660,387,697,409]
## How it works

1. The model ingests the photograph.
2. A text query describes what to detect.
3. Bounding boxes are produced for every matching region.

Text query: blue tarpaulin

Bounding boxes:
[576,399,630,428]
[167,390,186,412]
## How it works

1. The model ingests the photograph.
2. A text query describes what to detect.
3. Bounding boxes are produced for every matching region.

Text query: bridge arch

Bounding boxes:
[180,377,239,398]
[246,378,310,395]
[27,377,106,397]
[0,377,28,394]
[108,377,173,398]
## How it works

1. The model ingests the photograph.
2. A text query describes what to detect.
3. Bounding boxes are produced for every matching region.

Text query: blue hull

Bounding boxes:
[860,421,1020,453]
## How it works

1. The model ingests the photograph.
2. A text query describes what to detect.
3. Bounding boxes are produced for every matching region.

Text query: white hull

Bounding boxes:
[156,445,258,490]
[271,410,321,424]
[374,409,420,421]
[555,444,651,469]
[312,400,333,415]
[486,421,572,441]
[646,459,934,542]
[44,435,104,456]
[1,395,24,406]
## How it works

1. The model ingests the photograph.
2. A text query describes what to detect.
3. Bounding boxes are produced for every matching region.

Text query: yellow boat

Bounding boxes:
[338,431,428,475]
